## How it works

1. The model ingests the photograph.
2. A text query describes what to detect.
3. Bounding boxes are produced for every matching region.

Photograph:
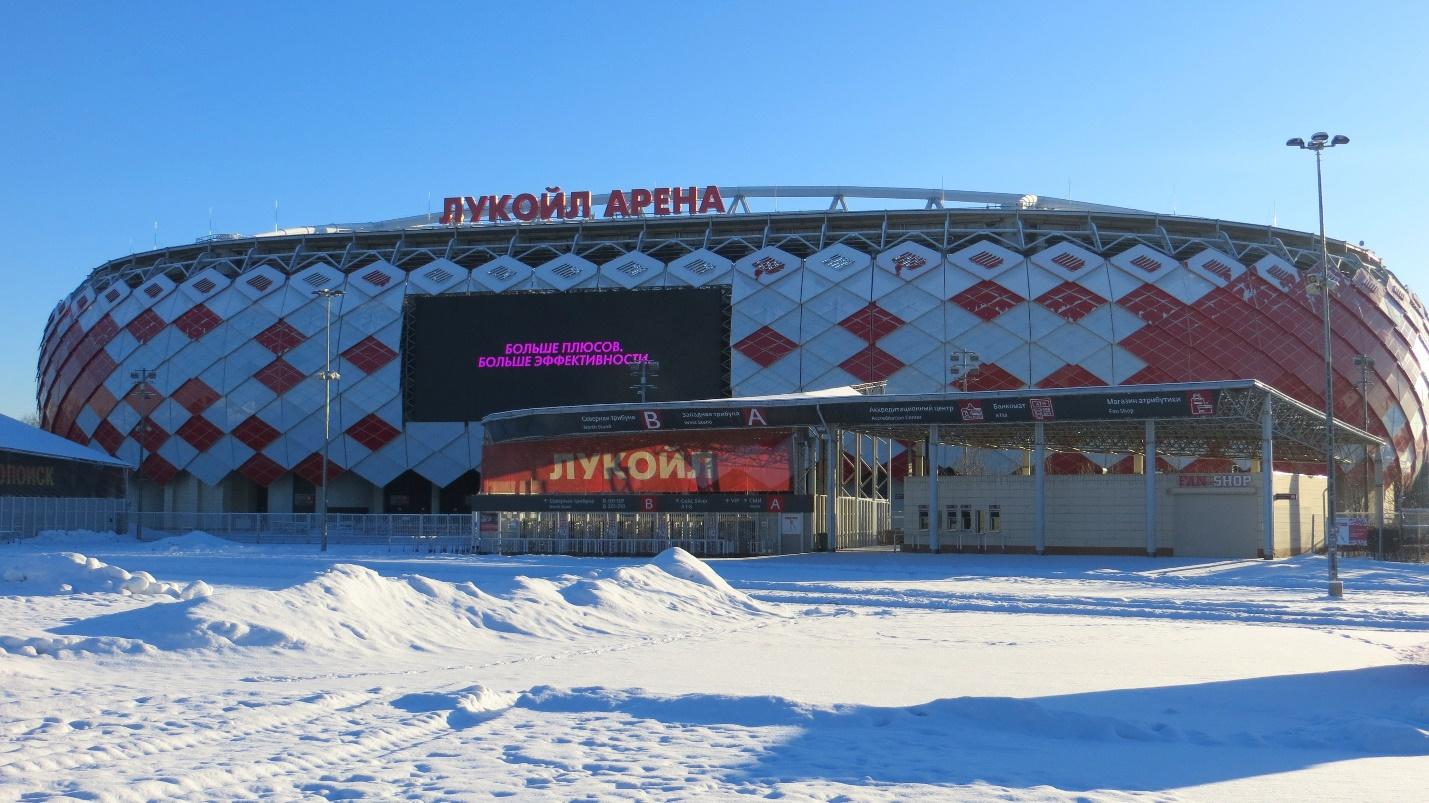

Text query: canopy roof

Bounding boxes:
[0,413,131,468]
[482,380,1384,462]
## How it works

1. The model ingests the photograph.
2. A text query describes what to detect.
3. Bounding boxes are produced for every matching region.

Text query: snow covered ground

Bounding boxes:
[2,531,1426,801]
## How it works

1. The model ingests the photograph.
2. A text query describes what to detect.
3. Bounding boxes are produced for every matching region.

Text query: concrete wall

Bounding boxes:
[1272,473,1327,557]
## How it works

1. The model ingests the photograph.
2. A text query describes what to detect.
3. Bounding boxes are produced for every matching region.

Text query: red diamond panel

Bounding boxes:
[838,303,906,343]
[734,326,797,368]
[254,358,306,395]
[176,415,223,452]
[346,413,401,451]
[1123,365,1176,386]
[342,336,398,374]
[962,362,1024,391]
[139,453,177,485]
[1037,364,1107,388]
[91,419,124,455]
[256,320,306,355]
[232,415,281,451]
[173,303,222,340]
[839,345,904,383]
[1046,453,1099,475]
[1120,325,1228,383]
[238,453,286,487]
[131,418,168,452]
[293,452,344,486]
[126,309,166,344]
[1036,282,1105,322]
[124,384,163,416]
[88,385,119,419]
[1118,284,1184,323]
[951,280,1023,321]
[171,377,220,414]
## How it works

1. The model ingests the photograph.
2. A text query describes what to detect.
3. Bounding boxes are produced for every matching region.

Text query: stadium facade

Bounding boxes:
[34,186,1427,515]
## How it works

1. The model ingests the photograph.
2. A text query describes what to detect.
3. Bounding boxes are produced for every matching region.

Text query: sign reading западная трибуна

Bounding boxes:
[439,185,726,224]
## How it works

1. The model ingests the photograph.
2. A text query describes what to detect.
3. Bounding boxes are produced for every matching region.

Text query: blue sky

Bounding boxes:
[2,1,1426,420]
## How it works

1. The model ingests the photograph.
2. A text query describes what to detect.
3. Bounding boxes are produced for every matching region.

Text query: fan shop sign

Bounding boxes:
[483,389,1222,443]
[440,185,726,224]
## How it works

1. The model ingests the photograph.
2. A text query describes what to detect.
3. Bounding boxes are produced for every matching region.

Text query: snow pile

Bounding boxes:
[18,529,136,549]
[392,684,520,729]
[14,529,245,552]
[0,551,211,599]
[48,548,773,653]
[150,530,246,552]
[511,684,1429,756]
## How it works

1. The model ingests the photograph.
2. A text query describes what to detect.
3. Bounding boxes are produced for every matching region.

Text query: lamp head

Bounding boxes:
[1331,134,1349,146]
[1286,137,1305,148]
[1311,132,1330,143]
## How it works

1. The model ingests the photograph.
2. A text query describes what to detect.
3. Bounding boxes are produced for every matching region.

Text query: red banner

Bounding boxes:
[482,431,792,494]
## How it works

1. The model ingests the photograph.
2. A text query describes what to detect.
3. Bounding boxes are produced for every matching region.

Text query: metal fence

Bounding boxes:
[812,495,893,549]
[475,511,794,557]
[0,497,127,541]
[1391,508,1429,563]
[473,537,735,558]
[133,511,476,552]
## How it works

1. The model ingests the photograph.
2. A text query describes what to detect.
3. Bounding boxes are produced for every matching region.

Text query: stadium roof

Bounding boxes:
[325,186,1149,234]
[481,380,1385,464]
[0,413,131,468]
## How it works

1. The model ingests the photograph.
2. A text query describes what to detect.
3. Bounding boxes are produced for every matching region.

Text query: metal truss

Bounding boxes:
[63,192,1387,305]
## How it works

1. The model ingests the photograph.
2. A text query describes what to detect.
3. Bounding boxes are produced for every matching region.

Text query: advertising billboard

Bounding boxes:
[481,431,792,494]
[403,287,729,422]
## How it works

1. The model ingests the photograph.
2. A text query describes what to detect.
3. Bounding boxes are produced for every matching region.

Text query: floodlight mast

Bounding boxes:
[1286,131,1350,598]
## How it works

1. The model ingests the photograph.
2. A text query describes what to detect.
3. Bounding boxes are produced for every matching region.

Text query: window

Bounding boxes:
[988,505,1002,532]
[960,505,973,531]
[918,505,928,530]
[975,509,985,533]
[945,506,958,531]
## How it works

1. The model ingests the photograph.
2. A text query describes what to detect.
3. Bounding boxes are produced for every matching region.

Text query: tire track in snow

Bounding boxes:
[0,688,372,780]
[736,583,1429,631]
[94,702,455,803]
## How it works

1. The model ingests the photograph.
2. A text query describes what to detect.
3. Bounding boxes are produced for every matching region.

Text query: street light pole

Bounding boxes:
[948,349,981,392]
[629,360,660,403]
[128,368,159,542]
[1354,354,1374,513]
[1287,131,1349,598]
[313,288,344,552]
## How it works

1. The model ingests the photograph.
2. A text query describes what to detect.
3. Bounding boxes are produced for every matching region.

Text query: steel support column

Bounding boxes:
[928,426,940,553]
[825,428,838,552]
[1262,395,1276,559]
[1034,423,1045,555]
[1145,419,1157,557]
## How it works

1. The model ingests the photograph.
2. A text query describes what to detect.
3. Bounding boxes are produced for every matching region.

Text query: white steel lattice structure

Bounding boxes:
[35,187,1429,512]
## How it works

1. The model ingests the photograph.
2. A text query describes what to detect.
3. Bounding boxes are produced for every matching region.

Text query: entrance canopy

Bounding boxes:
[481,380,1383,462]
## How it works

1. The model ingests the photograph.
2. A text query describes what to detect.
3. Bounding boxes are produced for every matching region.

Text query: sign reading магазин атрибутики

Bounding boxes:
[476,341,653,369]
[440,185,726,224]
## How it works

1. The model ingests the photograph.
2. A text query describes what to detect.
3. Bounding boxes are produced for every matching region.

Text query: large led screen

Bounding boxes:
[403,287,730,422]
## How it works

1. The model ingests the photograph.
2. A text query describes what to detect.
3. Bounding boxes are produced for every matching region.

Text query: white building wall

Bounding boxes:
[902,471,1324,558]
